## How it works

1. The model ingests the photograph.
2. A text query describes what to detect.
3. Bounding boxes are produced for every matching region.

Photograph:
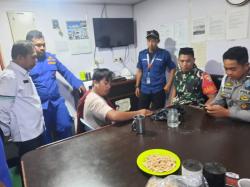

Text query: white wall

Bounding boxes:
[0,1,136,77]
[1,0,250,118]
[0,1,137,120]
[133,0,250,75]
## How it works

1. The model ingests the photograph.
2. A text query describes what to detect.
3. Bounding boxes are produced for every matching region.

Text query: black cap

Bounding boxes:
[146,30,159,40]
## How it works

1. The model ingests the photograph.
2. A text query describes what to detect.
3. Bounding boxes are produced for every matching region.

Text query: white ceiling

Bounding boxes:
[1,0,146,5]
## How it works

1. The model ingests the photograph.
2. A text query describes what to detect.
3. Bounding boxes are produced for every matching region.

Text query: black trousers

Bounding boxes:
[15,133,43,186]
[0,128,4,143]
[15,133,43,160]
[138,90,166,110]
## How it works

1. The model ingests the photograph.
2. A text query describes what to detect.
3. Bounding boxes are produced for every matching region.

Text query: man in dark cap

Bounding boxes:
[135,30,176,110]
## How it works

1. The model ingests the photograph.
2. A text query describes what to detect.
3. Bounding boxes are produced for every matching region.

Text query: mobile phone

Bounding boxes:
[199,104,207,111]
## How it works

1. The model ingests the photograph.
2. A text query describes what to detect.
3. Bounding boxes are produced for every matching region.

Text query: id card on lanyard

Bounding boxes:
[146,53,156,84]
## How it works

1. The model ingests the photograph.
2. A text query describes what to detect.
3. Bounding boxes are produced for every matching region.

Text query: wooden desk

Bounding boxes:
[21,106,250,187]
[108,79,138,111]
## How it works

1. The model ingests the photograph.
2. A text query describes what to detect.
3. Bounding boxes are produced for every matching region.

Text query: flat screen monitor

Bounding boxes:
[93,18,134,48]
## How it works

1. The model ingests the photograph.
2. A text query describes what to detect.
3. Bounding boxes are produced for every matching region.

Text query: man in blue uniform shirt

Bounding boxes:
[26,30,86,144]
[135,30,176,109]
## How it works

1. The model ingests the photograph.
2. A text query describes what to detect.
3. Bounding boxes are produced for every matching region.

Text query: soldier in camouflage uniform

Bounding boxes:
[207,46,250,122]
[170,47,217,106]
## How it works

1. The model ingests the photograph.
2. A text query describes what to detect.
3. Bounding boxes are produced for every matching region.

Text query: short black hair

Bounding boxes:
[11,40,34,60]
[26,30,44,41]
[223,46,249,65]
[179,47,194,58]
[92,68,114,82]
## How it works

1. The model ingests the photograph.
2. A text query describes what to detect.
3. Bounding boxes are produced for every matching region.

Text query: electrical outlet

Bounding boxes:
[119,57,123,63]
[113,57,123,63]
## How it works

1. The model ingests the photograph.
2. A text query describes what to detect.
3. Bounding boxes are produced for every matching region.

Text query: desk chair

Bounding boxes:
[79,118,95,132]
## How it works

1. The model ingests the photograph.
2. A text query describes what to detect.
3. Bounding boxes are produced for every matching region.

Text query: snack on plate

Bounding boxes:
[143,154,176,173]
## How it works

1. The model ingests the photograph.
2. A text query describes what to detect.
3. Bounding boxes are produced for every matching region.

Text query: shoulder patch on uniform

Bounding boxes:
[47,56,57,64]
[48,61,57,65]
[240,95,249,101]
[225,81,233,87]
[48,56,57,62]
[240,103,250,110]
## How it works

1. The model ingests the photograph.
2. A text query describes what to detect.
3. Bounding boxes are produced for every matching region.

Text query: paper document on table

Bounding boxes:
[115,98,131,112]
[226,5,249,40]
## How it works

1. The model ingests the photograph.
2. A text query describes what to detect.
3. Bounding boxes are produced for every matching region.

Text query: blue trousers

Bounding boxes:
[43,101,73,144]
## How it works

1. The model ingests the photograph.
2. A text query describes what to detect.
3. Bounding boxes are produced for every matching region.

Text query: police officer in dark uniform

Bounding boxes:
[207,46,250,122]
[135,30,176,110]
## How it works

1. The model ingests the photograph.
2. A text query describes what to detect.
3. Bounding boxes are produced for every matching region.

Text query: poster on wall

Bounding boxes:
[192,17,207,42]
[208,14,226,41]
[174,20,189,56]
[51,19,69,53]
[226,5,249,40]
[158,23,174,42]
[66,20,91,55]
[158,20,189,59]
[191,42,207,70]
[7,11,36,42]
[174,20,189,46]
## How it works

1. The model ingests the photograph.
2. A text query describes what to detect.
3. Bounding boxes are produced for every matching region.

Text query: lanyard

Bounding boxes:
[147,53,156,70]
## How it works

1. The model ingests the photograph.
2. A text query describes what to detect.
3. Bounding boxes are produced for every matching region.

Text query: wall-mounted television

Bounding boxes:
[93,18,134,48]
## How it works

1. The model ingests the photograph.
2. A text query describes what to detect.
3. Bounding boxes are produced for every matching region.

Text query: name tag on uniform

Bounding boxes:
[221,87,233,98]
[23,80,29,83]
[48,61,56,65]
[239,89,250,96]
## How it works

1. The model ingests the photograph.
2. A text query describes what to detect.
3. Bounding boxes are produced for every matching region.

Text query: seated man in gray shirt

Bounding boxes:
[206,46,250,122]
[81,68,152,129]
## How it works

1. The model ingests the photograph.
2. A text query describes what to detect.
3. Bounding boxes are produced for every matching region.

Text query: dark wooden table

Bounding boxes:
[21,106,250,187]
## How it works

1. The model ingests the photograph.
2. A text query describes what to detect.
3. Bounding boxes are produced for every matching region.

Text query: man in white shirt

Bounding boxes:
[81,68,152,129]
[0,41,44,159]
